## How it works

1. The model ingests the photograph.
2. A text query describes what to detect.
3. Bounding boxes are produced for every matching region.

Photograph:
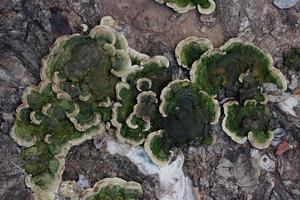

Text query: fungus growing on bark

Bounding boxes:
[175,37,213,69]
[222,100,273,149]
[144,130,173,166]
[160,80,219,145]
[144,80,220,165]
[154,0,216,14]
[10,14,289,199]
[190,38,287,103]
[111,56,173,146]
[59,178,143,200]
[10,16,132,198]
[176,36,287,149]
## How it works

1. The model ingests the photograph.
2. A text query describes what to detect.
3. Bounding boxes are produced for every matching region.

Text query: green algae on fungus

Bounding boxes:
[144,130,173,166]
[154,0,216,14]
[144,80,220,166]
[127,91,158,129]
[159,79,220,123]
[128,48,150,66]
[59,178,143,200]
[222,100,273,149]
[82,178,143,200]
[10,13,289,200]
[10,16,133,199]
[126,56,171,94]
[159,80,220,151]
[175,36,213,69]
[112,56,173,145]
[283,47,300,71]
[190,38,287,103]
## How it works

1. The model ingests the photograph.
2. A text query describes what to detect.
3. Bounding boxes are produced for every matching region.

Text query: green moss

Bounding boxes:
[86,185,142,200]
[225,101,271,142]
[283,47,300,71]
[150,134,170,161]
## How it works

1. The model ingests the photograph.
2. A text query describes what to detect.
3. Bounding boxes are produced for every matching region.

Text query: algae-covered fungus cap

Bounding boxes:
[222,101,248,144]
[155,0,216,14]
[159,79,219,123]
[10,15,131,199]
[126,55,171,94]
[197,0,216,15]
[128,47,150,66]
[126,91,158,130]
[112,55,173,146]
[81,178,143,200]
[222,99,274,149]
[59,177,143,200]
[175,36,213,69]
[144,130,173,166]
[112,83,146,146]
[164,1,196,13]
[220,38,287,91]
[159,79,220,150]
[191,38,287,103]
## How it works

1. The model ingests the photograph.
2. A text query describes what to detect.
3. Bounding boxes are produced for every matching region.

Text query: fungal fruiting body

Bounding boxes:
[59,178,143,200]
[154,0,216,14]
[178,37,286,149]
[10,16,288,199]
[10,16,139,199]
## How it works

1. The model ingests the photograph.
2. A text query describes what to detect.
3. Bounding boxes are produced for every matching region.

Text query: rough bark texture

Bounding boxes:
[0,0,300,200]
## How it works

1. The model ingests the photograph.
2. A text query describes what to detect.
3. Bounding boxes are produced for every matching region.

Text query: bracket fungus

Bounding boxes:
[190,38,287,103]
[144,130,173,166]
[222,100,273,149]
[175,36,287,149]
[154,0,216,14]
[10,14,289,198]
[111,55,173,146]
[59,178,143,200]
[144,79,220,166]
[10,16,138,198]
[175,36,213,69]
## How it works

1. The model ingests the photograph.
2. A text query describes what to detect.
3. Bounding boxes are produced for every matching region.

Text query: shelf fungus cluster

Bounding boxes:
[10,16,287,199]
[59,178,143,200]
[10,16,143,199]
[154,0,216,14]
[182,37,287,149]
